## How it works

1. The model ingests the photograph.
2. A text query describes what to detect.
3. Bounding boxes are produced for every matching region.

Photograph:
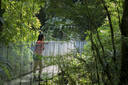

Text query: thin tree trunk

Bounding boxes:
[0,0,1,10]
[0,0,2,30]
[119,0,128,85]
[0,0,4,33]
[90,32,113,85]
[96,29,105,56]
[101,0,116,62]
[93,46,101,85]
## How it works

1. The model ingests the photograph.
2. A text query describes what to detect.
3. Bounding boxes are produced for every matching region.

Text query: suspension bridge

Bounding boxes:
[0,41,86,85]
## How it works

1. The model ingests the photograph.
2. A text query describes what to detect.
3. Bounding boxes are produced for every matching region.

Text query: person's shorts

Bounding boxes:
[33,54,43,60]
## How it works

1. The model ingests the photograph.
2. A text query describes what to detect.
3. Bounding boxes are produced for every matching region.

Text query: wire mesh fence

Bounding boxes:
[0,41,86,85]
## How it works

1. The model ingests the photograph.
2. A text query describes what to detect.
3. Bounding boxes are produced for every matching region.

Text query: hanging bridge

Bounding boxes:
[0,41,86,85]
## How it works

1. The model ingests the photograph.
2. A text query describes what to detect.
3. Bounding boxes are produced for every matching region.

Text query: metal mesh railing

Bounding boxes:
[0,41,86,85]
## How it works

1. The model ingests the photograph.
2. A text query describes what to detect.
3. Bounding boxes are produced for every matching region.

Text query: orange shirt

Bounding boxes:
[34,40,44,55]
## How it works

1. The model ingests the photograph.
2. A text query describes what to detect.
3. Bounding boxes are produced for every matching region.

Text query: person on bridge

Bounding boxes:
[33,33,46,81]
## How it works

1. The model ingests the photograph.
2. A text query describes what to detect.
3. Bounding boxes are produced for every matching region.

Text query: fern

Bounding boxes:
[0,56,12,81]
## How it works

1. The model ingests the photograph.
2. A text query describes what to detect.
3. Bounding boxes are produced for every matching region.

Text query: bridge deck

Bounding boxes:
[4,65,59,85]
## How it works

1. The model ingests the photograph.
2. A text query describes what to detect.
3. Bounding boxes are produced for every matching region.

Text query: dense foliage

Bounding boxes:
[0,0,128,85]
[0,0,44,83]
[0,0,44,43]
[41,0,123,84]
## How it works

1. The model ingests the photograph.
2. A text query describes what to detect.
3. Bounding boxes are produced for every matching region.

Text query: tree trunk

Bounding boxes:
[119,0,128,85]
[0,0,3,32]
[101,0,116,62]
[0,0,1,15]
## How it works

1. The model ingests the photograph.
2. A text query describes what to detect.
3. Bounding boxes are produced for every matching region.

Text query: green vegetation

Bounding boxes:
[0,0,128,85]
